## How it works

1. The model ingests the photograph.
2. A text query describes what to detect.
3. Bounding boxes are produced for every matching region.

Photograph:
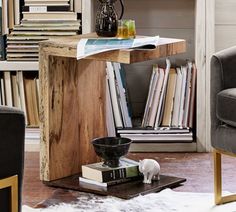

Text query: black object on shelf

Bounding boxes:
[95,0,124,37]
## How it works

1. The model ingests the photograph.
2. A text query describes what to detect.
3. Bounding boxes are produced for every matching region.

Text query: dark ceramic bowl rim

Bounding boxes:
[91,137,132,147]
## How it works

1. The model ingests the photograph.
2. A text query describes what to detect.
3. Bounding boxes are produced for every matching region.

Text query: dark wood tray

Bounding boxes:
[44,174,186,199]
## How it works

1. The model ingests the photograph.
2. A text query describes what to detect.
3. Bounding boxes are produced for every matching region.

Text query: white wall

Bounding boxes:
[215,0,236,51]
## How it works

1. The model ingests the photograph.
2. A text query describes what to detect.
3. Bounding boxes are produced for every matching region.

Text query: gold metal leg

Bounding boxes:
[214,149,222,204]
[0,175,18,212]
[213,149,236,205]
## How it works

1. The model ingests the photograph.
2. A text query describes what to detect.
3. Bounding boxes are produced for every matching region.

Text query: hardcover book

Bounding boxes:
[82,158,140,183]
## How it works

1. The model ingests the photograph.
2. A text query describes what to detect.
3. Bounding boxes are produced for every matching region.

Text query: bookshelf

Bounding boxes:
[0,0,82,151]
[82,0,215,153]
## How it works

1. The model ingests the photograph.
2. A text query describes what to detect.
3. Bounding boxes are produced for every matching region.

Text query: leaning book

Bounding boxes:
[81,158,140,183]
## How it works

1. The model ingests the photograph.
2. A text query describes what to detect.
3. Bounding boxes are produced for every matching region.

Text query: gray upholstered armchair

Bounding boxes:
[211,46,236,205]
[0,106,25,212]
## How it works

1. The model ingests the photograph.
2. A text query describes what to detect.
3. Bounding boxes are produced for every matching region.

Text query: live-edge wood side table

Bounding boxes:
[39,33,186,181]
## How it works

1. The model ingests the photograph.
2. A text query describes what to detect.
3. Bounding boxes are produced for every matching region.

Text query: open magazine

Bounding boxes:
[77,36,160,60]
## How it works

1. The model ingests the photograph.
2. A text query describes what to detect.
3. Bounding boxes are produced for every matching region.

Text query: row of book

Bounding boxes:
[0,71,39,126]
[106,59,196,142]
[80,158,140,188]
[0,0,81,61]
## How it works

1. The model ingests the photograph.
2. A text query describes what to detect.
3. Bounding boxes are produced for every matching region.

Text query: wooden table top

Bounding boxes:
[39,33,186,64]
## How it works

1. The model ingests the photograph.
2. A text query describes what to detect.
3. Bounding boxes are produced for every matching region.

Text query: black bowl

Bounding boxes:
[91,137,132,168]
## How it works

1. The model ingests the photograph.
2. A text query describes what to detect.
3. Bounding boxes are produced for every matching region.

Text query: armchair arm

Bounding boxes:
[211,47,236,129]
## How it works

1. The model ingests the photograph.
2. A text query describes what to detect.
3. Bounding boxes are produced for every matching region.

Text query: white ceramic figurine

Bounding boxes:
[139,159,160,184]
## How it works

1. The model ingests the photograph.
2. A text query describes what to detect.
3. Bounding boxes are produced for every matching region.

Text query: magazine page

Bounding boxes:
[77,36,159,60]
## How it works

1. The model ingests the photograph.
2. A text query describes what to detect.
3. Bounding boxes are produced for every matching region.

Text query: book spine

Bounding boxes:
[22,5,71,12]
[102,166,139,182]
[0,35,6,60]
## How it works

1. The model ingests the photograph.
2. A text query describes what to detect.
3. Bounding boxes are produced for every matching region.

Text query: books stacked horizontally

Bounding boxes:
[0,71,39,127]
[7,0,81,61]
[79,158,140,188]
[106,59,196,142]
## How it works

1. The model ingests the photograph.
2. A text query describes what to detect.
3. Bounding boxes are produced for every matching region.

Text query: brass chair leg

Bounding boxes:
[0,175,18,212]
[214,149,222,204]
[214,149,236,205]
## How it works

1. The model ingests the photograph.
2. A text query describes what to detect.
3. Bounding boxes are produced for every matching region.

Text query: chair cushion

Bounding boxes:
[217,88,236,127]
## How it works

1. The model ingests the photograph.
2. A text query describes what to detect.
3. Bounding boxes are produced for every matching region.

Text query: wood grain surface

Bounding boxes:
[40,55,107,181]
[39,34,186,64]
[44,174,186,199]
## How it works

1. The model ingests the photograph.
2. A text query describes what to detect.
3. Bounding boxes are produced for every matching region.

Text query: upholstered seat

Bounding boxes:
[211,46,236,205]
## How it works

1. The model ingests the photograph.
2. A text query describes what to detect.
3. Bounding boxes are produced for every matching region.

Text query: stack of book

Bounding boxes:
[0,71,39,127]
[106,59,196,142]
[79,158,140,187]
[6,0,81,61]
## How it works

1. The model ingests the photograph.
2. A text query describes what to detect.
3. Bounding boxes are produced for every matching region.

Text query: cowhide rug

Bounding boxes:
[23,189,236,212]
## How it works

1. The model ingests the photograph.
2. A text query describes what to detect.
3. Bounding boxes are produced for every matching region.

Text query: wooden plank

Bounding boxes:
[39,45,50,181]
[40,35,186,64]
[40,55,107,181]
[44,174,186,200]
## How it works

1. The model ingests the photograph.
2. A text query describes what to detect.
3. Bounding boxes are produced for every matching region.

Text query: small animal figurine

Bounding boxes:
[139,159,160,184]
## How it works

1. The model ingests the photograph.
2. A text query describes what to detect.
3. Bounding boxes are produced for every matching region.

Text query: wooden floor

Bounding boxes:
[23,152,236,207]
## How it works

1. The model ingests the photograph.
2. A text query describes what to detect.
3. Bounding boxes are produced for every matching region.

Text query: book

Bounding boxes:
[182,62,193,127]
[154,58,171,128]
[142,66,157,127]
[106,62,123,128]
[11,73,21,108]
[120,133,193,141]
[0,35,6,60]
[10,30,77,36]
[0,74,5,105]
[79,176,140,187]
[14,0,20,25]
[8,0,14,29]
[188,63,197,128]
[117,127,190,134]
[17,71,28,125]
[148,67,165,127]
[4,71,13,107]
[22,5,71,12]
[106,75,116,137]
[22,12,77,21]
[82,158,139,183]
[178,66,187,127]
[2,0,8,34]
[162,68,177,126]
[171,68,183,127]
[24,74,39,126]
[113,62,132,128]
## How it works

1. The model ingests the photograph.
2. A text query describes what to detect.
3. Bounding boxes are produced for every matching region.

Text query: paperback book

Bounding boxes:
[82,158,140,183]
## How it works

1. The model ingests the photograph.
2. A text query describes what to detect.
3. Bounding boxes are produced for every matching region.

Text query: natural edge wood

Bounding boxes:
[40,36,186,64]
[40,48,108,181]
